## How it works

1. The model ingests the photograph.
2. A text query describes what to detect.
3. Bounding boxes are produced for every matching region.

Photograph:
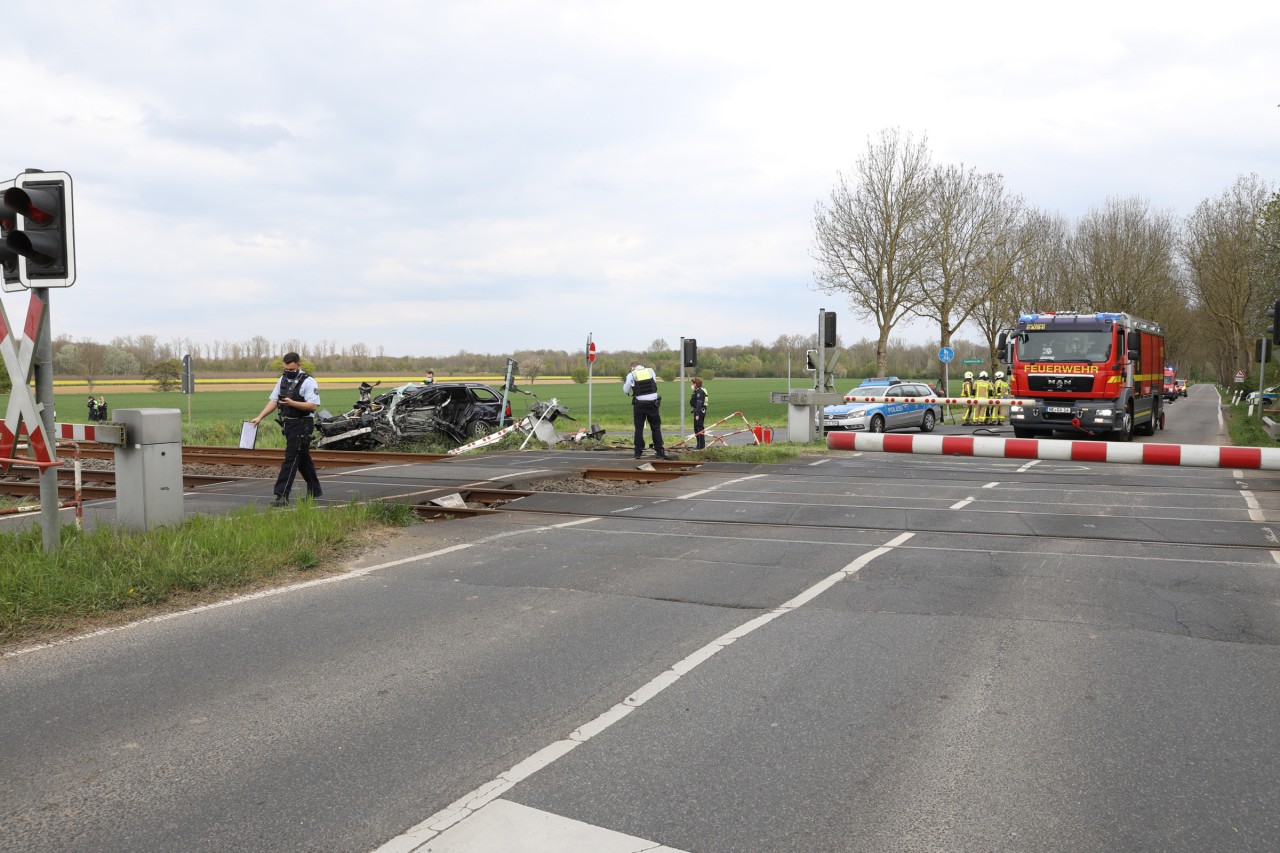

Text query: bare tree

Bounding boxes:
[1067,196,1182,320]
[914,164,1011,384]
[968,202,1042,377]
[1181,174,1273,383]
[55,341,110,390]
[813,128,934,376]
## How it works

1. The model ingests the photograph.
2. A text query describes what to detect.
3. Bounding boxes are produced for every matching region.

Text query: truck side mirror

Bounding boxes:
[996,329,1011,364]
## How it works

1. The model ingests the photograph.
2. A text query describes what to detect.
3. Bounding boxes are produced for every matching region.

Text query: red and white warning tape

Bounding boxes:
[827,432,1280,470]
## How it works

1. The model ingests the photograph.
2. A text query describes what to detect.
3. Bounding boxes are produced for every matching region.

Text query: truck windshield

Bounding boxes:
[1018,330,1112,363]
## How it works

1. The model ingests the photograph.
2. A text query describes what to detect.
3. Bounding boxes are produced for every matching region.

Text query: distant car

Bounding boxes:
[823,377,943,433]
[1175,379,1187,397]
[1246,385,1280,406]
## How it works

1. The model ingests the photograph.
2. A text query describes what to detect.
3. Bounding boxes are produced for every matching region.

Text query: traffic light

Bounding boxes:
[822,311,837,348]
[1,170,75,289]
[1257,338,1272,364]
[1267,299,1280,346]
[805,349,817,371]
[682,338,697,368]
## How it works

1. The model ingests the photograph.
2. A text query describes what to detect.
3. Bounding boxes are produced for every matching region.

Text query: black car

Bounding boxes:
[316,381,513,449]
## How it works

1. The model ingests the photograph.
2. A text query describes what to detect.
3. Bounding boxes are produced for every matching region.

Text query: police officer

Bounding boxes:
[975,370,992,425]
[252,352,324,506]
[623,360,667,459]
[992,370,1010,425]
[960,371,977,425]
[689,377,708,450]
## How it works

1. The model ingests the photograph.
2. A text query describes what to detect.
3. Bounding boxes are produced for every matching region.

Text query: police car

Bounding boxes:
[822,377,943,433]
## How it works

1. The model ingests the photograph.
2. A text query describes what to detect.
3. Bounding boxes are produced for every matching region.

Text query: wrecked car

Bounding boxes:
[315,381,513,450]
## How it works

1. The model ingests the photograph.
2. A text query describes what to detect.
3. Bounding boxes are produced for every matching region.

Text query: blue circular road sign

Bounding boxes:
[939,347,955,363]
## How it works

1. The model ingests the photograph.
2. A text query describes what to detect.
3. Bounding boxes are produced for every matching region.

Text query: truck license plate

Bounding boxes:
[1046,406,1072,414]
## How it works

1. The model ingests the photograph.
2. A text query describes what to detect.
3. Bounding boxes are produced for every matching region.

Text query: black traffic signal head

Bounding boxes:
[1268,299,1280,346]
[682,338,697,368]
[1,170,76,289]
[805,349,817,371]
[822,311,837,348]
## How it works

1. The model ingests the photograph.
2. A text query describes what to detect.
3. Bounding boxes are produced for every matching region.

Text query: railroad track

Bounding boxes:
[2,444,702,506]
[64,445,452,468]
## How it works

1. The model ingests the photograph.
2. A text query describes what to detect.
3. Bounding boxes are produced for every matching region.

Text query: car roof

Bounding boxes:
[856,376,900,387]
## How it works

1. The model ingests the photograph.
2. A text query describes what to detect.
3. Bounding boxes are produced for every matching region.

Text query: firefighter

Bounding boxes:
[992,370,1010,425]
[961,371,977,425]
[975,370,992,425]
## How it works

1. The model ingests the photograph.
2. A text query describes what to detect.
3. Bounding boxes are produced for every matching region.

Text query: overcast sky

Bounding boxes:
[2,1,1277,362]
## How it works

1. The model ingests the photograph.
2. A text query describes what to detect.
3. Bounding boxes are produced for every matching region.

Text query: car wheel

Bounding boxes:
[869,414,886,433]
[920,409,936,433]
[466,419,493,438]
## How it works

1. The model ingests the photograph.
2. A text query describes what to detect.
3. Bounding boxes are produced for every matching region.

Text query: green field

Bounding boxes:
[3,377,838,446]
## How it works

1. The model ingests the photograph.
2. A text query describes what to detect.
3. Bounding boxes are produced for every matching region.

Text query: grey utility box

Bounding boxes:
[113,409,184,530]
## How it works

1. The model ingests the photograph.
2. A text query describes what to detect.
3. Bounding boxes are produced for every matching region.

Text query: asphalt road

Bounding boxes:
[4,383,1278,852]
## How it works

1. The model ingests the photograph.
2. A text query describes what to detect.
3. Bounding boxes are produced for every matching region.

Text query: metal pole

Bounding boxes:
[816,309,826,439]
[679,336,686,440]
[1258,342,1267,419]
[586,333,593,431]
[34,288,59,552]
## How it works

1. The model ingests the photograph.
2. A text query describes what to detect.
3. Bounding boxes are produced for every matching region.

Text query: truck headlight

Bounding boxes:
[1096,408,1113,416]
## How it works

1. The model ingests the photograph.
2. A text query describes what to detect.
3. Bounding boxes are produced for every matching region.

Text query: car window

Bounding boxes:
[911,384,932,397]
[469,387,499,402]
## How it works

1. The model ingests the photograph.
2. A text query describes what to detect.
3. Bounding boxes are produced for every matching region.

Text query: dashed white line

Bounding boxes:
[949,497,975,510]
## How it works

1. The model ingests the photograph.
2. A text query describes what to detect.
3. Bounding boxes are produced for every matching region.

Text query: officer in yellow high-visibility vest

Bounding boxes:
[960,371,977,425]
[992,370,1010,425]
[974,371,992,425]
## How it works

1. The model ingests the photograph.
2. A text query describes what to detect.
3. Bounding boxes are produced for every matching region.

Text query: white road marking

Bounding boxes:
[1016,459,1041,472]
[373,532,915,852]
[676,473,766,500]
[982,482,1000,489]
[949,498,975,510]
[411,799,689,853]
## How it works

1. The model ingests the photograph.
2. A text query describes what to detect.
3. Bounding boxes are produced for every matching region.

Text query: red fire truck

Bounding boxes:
[997,312,1165,441]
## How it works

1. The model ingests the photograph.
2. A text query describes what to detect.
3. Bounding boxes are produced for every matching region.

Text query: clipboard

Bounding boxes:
[240,421,258,450]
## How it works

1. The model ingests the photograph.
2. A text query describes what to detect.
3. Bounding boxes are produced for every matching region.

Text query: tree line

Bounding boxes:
[24,333,991,393]
[812,127,1279,386]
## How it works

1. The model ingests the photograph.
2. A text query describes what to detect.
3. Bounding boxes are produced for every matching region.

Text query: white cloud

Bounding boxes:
[1,0,1277,359]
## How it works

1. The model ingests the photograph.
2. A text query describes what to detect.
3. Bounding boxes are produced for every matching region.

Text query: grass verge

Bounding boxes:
[0,500,417,650]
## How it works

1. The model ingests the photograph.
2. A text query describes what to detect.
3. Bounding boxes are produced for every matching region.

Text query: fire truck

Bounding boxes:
[997,312,1165,441]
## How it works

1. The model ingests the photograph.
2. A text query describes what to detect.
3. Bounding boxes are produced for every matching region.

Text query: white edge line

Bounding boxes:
[375,530,916,852]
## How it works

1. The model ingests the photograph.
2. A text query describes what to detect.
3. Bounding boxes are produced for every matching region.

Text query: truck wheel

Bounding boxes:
[1136,403,1157,437]
[920,410,936,433]
[869,414,886,433]
[1114,406,1133,442]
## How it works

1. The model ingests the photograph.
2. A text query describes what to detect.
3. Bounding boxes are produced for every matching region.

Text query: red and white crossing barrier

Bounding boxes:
[826,432,1280,470]
[53,422,126,444]
[841,395,1035,406]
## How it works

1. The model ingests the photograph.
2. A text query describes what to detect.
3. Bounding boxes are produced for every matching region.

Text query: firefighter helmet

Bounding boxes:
[979,371,989,379]
[964,371,973,380]
[995,371,1005,380]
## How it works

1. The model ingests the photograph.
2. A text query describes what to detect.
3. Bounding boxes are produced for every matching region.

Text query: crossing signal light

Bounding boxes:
[1268,299,1280,346]
[822,311,837,348]
[805,349,817,371]
[682,338,697,368]
[1,170,75,290]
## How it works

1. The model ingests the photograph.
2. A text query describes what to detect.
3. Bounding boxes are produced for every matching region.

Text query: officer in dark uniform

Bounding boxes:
[623,360,667,459]
[251,352,324,506]
[689,377,708,450]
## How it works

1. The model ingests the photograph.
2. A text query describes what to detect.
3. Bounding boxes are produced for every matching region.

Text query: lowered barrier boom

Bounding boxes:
[827,432,1280,470]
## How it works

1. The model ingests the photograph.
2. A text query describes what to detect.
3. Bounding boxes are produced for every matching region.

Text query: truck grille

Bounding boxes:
[1028,375,1095,393]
